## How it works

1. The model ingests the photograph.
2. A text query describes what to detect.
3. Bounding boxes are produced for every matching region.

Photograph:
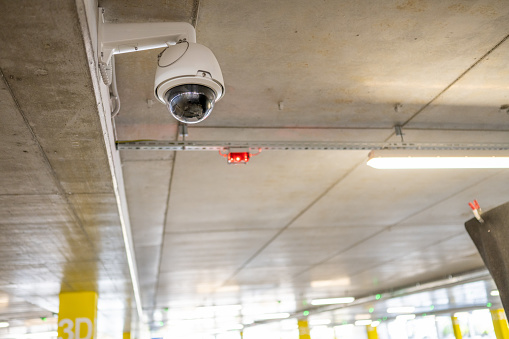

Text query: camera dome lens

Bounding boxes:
[165,84,216,124]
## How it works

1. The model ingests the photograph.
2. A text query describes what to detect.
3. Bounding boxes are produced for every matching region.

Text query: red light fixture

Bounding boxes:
[227,152,250,164]
[219,148,261,164]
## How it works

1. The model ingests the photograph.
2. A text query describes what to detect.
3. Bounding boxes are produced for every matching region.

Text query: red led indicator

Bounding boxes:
[228,152,250,164]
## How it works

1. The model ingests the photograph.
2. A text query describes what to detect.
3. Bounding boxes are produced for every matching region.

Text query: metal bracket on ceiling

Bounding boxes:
[395,125,404,142]
[115,140,509,151]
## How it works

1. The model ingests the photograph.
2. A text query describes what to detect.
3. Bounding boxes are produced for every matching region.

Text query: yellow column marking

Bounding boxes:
[366,325,379,339]
[58,292,98,339]
[123,333,131,339]
[491,309,509,339]
[298,319,311,339]
[451,316,462,339]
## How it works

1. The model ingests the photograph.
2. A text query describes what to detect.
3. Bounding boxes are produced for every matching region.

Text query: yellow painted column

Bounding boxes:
[491,309,509,339]
[239,331,243,339]
[451,316,462,339]
[366,325,378,339]
[123,333,131,339]
[58,292,98,339]
[298,319,311,339]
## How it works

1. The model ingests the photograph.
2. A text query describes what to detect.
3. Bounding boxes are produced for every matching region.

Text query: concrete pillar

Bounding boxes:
[366,325,378,339]
[451,316,462,339]
[58,292,98,339]
[298,319,311,339]
[491,309,509,339]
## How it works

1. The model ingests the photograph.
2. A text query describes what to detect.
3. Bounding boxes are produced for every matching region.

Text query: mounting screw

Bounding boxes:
[394,103,403,113]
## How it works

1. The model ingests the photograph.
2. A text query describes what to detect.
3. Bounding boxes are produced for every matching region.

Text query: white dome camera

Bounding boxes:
[97,11,224,124]
[154,42,224,124]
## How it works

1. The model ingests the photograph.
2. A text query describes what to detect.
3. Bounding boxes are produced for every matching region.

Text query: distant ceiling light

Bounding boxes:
[371,321,381,327]
[0,321,9,328]
[367,150,509,169]
[355,314,372,320]
[253,313,290,321]
[491,290,500,296]
[310,278,351,287]
[387,307,415,314]
[153,310,163,321]
[309,319,331,326]
[396,314,416,321]
[310,297,355,305]
[354,320,372,326]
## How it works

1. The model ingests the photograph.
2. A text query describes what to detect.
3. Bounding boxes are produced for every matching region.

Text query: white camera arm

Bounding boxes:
[97,8,196,65]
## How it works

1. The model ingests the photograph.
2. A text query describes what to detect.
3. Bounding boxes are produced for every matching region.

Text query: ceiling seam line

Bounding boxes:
[152,148,179,311]
[215,159,366,289]
[384,32,509,142]
[0,67,98,252]
[342,230,468,283]
[291,228,387,278]
[293,168,504,278]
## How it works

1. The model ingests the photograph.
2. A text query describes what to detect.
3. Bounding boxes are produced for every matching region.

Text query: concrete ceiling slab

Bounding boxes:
[3,0,509,336]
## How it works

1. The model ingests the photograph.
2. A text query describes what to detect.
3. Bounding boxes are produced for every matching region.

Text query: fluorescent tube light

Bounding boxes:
[354,320,372,326]
[311,297,355,305]
[396,314,416,321]
[0,321,9,328]
[387,307,415,314]
[309,319,331,326]
[371,321,380,327]
[491,290,500,296]
[367,150,509,169]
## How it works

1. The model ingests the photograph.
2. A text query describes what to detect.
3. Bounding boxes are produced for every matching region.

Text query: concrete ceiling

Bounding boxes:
[1,0,509,338]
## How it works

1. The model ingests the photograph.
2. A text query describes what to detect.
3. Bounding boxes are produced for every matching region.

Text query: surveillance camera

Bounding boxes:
[154,41,225,124]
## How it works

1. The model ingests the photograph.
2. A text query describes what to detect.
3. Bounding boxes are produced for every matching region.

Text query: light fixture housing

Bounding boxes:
[367,150,509,169]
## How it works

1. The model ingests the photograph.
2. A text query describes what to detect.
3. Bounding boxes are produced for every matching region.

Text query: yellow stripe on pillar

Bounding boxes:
[298,319,311,339]
[452,316,462,339]
[491,309,509,339]
[366,325,378,339]
[58,292,98,339]
[123,333,131,339]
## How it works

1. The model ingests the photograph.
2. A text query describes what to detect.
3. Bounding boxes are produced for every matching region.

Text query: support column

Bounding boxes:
[123,333,131,339]
[298,319,311,339]
[366,325,378,339]
[58,292,98,339]
[491,309,509,339]
[451,316,462,339]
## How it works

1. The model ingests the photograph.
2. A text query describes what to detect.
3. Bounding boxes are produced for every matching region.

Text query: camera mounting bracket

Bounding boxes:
[97,8,196,65]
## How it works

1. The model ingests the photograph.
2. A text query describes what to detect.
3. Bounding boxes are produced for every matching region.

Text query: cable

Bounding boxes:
[110,56,121,118]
